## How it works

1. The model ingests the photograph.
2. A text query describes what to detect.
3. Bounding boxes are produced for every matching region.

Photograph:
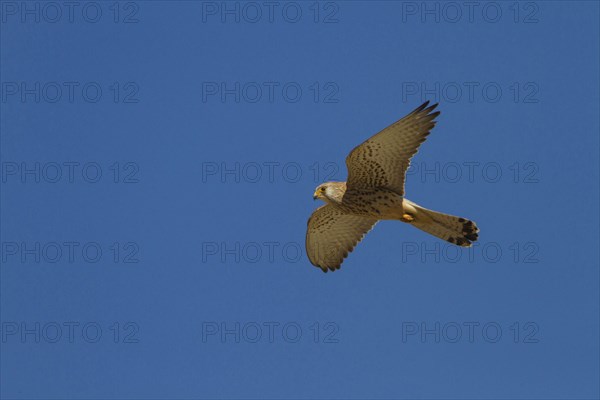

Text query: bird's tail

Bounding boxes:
[407,202,479,247]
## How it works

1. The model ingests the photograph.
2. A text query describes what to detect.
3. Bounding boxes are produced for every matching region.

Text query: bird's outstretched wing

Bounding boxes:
[345,101,440,195]
[306,205,378,272]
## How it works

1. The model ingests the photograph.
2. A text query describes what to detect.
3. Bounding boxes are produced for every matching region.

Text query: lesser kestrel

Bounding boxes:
[306,101,479,272]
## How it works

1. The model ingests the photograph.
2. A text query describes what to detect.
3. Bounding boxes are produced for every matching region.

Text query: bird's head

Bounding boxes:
[313,181,346,204]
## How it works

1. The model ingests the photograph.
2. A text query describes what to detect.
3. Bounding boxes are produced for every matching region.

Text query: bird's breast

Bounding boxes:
[341,188,405,219]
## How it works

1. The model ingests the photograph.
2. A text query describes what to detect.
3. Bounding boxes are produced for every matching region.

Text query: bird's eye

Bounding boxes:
[320,187,326,192]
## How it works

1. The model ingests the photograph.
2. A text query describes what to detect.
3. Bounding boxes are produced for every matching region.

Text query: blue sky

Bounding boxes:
[1,1,599,399]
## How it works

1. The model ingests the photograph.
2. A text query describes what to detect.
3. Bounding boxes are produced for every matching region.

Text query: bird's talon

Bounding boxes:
[401,213,414,223]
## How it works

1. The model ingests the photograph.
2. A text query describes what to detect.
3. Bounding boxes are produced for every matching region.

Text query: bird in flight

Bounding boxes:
[306,101,479,272]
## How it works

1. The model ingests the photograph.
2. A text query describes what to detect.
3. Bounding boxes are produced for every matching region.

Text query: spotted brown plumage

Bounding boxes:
[306,101,480,272]
[346,101,440,196]
[305,205,378,272]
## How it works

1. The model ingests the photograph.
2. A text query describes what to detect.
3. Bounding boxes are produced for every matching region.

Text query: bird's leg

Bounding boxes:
[400,199,417,223]
[401,213,415,223]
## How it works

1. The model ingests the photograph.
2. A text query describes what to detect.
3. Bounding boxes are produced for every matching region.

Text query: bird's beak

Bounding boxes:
[313,190,319,200]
